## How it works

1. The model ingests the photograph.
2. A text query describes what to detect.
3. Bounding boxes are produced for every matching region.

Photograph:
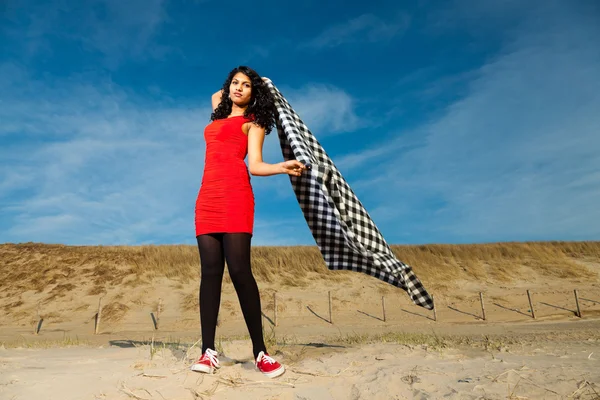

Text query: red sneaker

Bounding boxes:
[255,351,285,378]
[190,348,220,373]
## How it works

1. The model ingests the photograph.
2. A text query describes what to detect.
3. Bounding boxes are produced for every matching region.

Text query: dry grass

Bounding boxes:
[2,299,25,314]
[391,241,600,285]
[180,293,198,313]
[0,241,598,304]
[44,311,64,323]
[3,335,87,349]
[221,300,238,316]
[101,302,130,323]
[331,327,600,350]
[73,304,90,312]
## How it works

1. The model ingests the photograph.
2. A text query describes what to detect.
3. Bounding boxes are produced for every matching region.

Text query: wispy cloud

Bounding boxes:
[302,13,410,49]
[251,82,364,203]
[333,133,424,172]
[2,0,170,67]
[79,0,169,65]
[251,216,313,246]
[0,63,209,244]
[0,63,365,245]
[339,3,600,243]
[284,84,360,135]
[255,83,364,168]
[426,0,531,33]
[4,1,596,247]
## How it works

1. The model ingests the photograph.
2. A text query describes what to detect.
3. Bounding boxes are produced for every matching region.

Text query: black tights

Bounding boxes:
[196,233,266,359]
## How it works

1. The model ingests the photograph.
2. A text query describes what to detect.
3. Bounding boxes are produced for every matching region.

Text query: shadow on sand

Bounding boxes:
[539,302,576,315]
[447,306,482,320]
[306,306,331,324]
[261,311,275,326]
[492,302,531,318]
[356,310,384,322]
[400,308,435,321]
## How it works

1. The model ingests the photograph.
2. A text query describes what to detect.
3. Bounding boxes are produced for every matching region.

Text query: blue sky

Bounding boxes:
[1,0,599,246]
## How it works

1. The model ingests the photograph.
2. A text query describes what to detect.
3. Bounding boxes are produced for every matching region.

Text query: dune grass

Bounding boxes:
[0,241,598,309]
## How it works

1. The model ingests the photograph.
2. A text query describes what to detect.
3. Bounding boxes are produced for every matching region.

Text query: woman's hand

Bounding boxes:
[280,160,307,177]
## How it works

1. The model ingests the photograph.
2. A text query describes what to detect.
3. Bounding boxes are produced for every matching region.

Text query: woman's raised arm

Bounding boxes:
[211,90,223,111]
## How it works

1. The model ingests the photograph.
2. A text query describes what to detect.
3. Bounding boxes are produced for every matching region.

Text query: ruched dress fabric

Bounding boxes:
[195,115,254,236]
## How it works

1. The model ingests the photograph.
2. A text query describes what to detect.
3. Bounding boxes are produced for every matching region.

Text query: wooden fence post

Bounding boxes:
[527,290,536,319]
[156,298,163,330]
[574,289,582,318]
[382,296,386,322]
[95,297,103,335]
[479,292,486,321]
[273,292,278,327]
[432,295,437,322]
[328,291,333,324]
[34,302,43,335]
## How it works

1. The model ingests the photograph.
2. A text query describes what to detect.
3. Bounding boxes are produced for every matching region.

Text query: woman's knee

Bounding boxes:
[201,262,225,280]
[228,265,255,287]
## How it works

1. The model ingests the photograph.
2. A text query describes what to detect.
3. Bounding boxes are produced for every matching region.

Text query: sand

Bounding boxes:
[1,277,600,399]
[2,243,600,398]
[1,327,599,399]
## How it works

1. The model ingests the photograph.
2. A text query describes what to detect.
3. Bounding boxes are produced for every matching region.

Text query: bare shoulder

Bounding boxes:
[244,121,264,136]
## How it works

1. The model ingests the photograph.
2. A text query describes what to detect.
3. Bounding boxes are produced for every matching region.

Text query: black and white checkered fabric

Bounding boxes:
[265,80,433,310]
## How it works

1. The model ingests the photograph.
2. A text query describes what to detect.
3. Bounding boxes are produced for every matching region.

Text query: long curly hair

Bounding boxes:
[211,66,276,135]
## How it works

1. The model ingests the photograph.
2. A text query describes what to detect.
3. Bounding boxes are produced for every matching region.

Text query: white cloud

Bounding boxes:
[0,64,209,245]
[338,3,600,242]
[282,84,360,135]
[2,0,170,67]
[251,216,313,246]
[80,0,169,65]
[303,13,410,49]
[333,133,423,172]
[0,63,366,245]
[250,82,363,202]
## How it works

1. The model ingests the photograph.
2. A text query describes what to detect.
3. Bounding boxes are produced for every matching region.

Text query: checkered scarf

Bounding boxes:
[264,79,433,310]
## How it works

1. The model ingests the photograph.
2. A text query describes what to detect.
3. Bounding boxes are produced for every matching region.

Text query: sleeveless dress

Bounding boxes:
[195,115,255,236]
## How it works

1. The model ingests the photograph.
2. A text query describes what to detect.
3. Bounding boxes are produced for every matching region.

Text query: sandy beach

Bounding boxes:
[2,321,600,399]
[1,242,600,399]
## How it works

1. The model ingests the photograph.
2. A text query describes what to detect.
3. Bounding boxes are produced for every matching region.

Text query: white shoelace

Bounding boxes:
[201,348,219,367]
[257,352,275,365]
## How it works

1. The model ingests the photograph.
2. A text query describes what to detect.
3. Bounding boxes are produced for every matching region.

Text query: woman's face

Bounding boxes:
[229,72,252,107]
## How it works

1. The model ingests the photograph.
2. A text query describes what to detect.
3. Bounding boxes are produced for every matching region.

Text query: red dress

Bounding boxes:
[195,115,255,236]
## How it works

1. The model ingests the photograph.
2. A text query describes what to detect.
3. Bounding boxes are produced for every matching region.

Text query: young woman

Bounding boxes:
[191,66,306,378]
